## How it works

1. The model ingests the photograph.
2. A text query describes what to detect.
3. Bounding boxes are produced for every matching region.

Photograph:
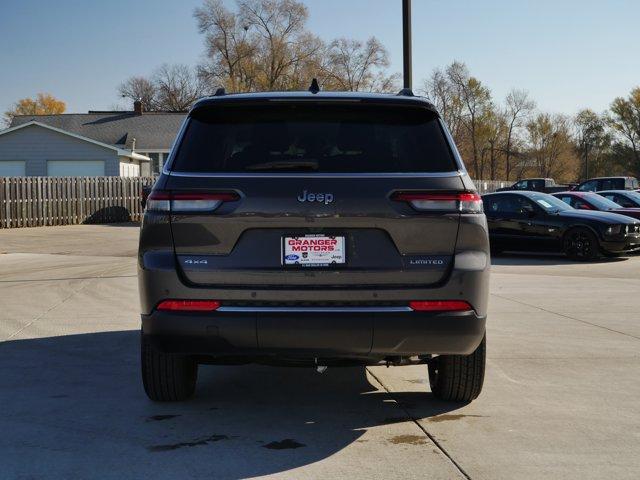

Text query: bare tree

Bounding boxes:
[575,109,611,179]
[446,62,493,179]
[526,113,576,179]
[194,0,258,92]
[284,32,326,89]
[195,0,325,92]
[118,76,157,111]
[152,64,204,111]
[503,89,535,180]
[423,68,462,137]
[479,108,508,180]
[321,37,398,92]
[118,65,203,112]
[193,0,396,93]
[608,87,640,176]
[239,0,318,90]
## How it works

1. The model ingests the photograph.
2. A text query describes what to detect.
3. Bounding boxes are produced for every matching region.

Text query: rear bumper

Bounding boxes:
[142,307,486,358]
[138,215,490,360]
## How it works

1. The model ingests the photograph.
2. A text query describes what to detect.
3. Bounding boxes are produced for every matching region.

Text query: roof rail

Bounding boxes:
[397,88,414,97]
[214,87,226,97]
[309,78,320,94]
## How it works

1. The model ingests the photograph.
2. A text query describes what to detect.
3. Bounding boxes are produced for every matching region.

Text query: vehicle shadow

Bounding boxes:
[0,330,461,479]
[82,206,133,224]
[491,252,629,266]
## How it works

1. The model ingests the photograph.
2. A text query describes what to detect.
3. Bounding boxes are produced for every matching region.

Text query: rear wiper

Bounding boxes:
[245,160,319,171]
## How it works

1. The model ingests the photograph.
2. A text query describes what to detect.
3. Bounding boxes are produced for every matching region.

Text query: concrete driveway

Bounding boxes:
[0,224,639,479]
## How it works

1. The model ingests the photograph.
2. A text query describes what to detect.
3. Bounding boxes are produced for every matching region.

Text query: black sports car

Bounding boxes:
[483,191,640,260]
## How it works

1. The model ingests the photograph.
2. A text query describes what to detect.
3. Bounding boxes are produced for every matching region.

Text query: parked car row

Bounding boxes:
[495,177,575,193]
[575,176,639,192]
[483,191,640,260]
[496,176,638,194]
[598,190,640,208]
[552,191,640,220]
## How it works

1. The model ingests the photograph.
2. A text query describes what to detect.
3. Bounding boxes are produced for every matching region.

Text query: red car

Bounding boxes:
[553,192,640,220]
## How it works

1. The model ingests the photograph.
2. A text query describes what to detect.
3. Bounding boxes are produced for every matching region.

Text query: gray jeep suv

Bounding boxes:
[138,90,490,403]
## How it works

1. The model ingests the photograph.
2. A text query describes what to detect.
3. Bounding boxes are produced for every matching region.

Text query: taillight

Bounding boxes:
[146,191,240,212]
[392,192,483,213]
[145,191,171,212]
[409,300,473,312]
[171,192,239,212]
[156,300,221,312]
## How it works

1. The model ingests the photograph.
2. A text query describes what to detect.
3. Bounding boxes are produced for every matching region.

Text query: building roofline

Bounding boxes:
[0,121,150,161]
[12,112,187,117]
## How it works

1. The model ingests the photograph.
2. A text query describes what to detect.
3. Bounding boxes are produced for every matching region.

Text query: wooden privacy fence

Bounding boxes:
[0,176,508,229]
[0,176,156,228]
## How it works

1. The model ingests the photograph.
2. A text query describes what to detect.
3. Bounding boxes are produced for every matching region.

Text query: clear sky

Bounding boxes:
[1,0,638,116]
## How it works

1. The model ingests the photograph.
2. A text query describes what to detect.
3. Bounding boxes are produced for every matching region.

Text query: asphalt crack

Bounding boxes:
[1,263,126,342]
[491,293,640,341]
[366,367,472,480]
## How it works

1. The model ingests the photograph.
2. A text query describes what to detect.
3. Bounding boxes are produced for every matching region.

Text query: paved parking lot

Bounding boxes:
[1,224,639,479]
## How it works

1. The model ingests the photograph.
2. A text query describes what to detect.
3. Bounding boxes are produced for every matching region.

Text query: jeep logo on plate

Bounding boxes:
[297,190,334,205]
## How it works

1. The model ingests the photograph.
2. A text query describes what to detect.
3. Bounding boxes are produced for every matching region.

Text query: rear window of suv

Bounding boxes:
[170,104,456,173]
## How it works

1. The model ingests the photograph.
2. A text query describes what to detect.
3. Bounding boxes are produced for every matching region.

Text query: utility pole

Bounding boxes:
[402,0,412,90]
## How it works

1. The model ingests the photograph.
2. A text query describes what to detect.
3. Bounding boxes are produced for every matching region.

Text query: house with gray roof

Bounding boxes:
[0,101,185,177]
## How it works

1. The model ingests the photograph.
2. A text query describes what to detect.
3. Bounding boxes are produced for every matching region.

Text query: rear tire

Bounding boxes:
[563,227,599,261]
[141,333,198,401]
[428,335,485,402]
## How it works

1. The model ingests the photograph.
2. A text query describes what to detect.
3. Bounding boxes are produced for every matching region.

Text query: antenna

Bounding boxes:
[308,78,320,94]
[402,0,412,89]
[214,87,226,96]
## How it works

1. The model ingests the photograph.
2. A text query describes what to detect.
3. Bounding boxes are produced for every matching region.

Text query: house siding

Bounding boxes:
[0,125,120,176]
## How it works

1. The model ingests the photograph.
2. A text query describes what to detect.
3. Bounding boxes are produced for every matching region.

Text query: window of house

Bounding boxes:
[159,152,170,172]
[145,153,160,174]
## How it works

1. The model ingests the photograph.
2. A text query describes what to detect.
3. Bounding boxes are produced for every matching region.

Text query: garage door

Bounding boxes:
[47,160,105,176]
[0,161,26,176]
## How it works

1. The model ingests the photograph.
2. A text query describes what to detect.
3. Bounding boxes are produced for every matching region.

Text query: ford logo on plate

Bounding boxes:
[285,254,299,261]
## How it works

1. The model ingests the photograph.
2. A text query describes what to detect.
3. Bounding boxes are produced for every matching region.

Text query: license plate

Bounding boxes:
[282,235,346,266]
